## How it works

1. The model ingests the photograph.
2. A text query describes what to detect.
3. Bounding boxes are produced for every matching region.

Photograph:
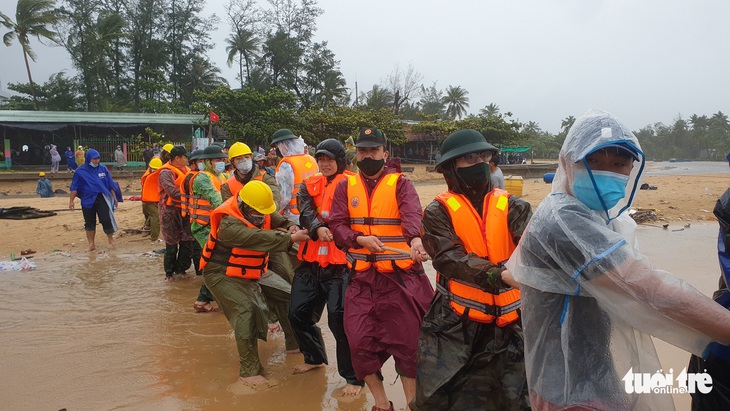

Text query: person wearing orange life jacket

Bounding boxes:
[270,129,318,224]
[140,157,163,241]
[157,145,195,280]
[411,130,532,411]
[190,145,228,313]
[202,180,309,389]
[287,139,363,394]
[178,150,201,226]
[328,127,433,411]
[221,142,279,205]
[222,141,295,285]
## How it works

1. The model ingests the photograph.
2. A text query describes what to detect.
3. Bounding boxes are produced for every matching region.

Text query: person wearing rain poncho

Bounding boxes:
[270,129,318,224]
[49,144,61,174]
[69,148,119,251]
[506,109,730,411]
[412,129,532,411]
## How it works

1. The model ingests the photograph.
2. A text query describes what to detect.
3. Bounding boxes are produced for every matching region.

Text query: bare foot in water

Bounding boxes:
[87,244,96,252]
[292,363,324,374]
[340,383,363,396]
[239,375,269,388]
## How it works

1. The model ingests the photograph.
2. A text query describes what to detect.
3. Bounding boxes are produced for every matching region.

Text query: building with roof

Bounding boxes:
[0,110,206,168]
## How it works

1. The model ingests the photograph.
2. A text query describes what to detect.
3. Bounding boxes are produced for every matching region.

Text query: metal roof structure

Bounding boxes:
[0,110,203,130]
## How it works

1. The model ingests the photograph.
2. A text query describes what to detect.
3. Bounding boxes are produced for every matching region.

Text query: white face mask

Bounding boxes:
[197,162,204,170]
[235,158,253,173]
[214,161,226,173]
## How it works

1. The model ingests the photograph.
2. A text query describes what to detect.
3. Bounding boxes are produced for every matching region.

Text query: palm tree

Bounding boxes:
[561,115,576,134]
[362,85,394,110]
[479,103,500,118]
[443,85,469,120]
[1,0,60,108]
[226,29,258,88]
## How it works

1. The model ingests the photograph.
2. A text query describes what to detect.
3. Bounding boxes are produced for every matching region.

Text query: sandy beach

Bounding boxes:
[0,162,727,410]
[0,163,727,256]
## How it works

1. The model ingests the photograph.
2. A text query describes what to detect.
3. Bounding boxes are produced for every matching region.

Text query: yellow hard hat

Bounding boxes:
[149,158,163,169]
[39,172,45,177]
[228,142,252,161]
[238,180,276,214]
[162,143,174,153]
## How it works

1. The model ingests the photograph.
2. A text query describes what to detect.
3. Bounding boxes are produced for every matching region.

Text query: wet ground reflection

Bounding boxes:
[0,223,720,409]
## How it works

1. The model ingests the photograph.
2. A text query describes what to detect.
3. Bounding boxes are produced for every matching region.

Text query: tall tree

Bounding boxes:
[443,85,469,120]
[1,0,61,108]
[419,82,444,118]
[479,103,500,118]
[226,0,260,88]
[560,115,576,134]
[361,84,393,111]
[387,63,422,115]
[226,29,259,88]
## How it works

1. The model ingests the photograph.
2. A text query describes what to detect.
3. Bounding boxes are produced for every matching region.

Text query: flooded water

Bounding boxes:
[0,223,723,410]
[644,160,730,176]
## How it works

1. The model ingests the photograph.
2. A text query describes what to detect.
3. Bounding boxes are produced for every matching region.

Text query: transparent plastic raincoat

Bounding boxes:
[507,109,730,410]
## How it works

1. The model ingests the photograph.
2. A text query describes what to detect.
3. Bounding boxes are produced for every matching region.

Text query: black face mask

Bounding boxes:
[357,158,385,176]
[456,162,490,192]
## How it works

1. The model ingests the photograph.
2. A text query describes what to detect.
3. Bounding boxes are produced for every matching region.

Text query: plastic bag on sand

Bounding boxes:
[0,257,36,271]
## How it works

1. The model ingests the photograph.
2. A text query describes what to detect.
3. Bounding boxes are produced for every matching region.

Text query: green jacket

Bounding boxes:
[191,171,224,246]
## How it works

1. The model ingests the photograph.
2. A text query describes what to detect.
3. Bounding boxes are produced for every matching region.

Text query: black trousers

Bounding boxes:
[288,262,362,386]
[164,240,197,276]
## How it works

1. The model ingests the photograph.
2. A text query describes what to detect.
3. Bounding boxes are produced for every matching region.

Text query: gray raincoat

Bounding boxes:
[507,109,730,410]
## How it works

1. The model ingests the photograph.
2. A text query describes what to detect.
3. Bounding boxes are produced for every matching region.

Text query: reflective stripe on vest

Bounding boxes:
[140,168,160,203]
[345,172,413,272]
[434,189,519,327]
[276,154,318,215]
[179,171,199,220]
[158,163,187,209]
[199,196,270,279]
[226,169,266,199]
[297,171,354,266]
[190,171,225,226]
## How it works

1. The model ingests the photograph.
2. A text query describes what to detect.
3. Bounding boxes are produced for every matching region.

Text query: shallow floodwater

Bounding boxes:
[0,223,722,410]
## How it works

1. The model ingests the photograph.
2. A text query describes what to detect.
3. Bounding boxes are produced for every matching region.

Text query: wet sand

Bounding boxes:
[0,164,728,409]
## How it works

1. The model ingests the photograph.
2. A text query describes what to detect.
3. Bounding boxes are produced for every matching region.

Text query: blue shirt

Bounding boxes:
[70,165,116,208]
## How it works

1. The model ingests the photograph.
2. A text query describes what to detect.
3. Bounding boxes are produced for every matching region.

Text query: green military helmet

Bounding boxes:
[197,144,227,160]
[436,129,498,169]
[271,129,298,145]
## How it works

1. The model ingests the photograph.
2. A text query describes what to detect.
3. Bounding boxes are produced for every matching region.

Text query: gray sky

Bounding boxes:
[2,0,729,133]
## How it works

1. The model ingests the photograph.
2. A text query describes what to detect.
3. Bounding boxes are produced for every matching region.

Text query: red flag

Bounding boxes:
[209,110,220,123]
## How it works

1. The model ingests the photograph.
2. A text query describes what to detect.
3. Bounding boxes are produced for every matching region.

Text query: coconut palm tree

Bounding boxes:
[479,103,500,118]
[1,0,60,109]
[226,29,258,88]
[443,85,469,120]
[561,115,576,134]
[361,84,394,110]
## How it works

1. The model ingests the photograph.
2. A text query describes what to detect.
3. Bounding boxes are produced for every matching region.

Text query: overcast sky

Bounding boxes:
[1,0,729,133]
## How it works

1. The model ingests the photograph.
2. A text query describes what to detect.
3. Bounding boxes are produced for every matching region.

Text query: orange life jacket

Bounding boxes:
[276,153,318,215]
[179,170,199,220]
[225,169,266,198]
[297,171,354,266]
[140,168,160,203]
[434,188,520,327]
[190,171,226,226]
[199,196,270,279]
[156,163,188,209]
[345,172,414,273]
